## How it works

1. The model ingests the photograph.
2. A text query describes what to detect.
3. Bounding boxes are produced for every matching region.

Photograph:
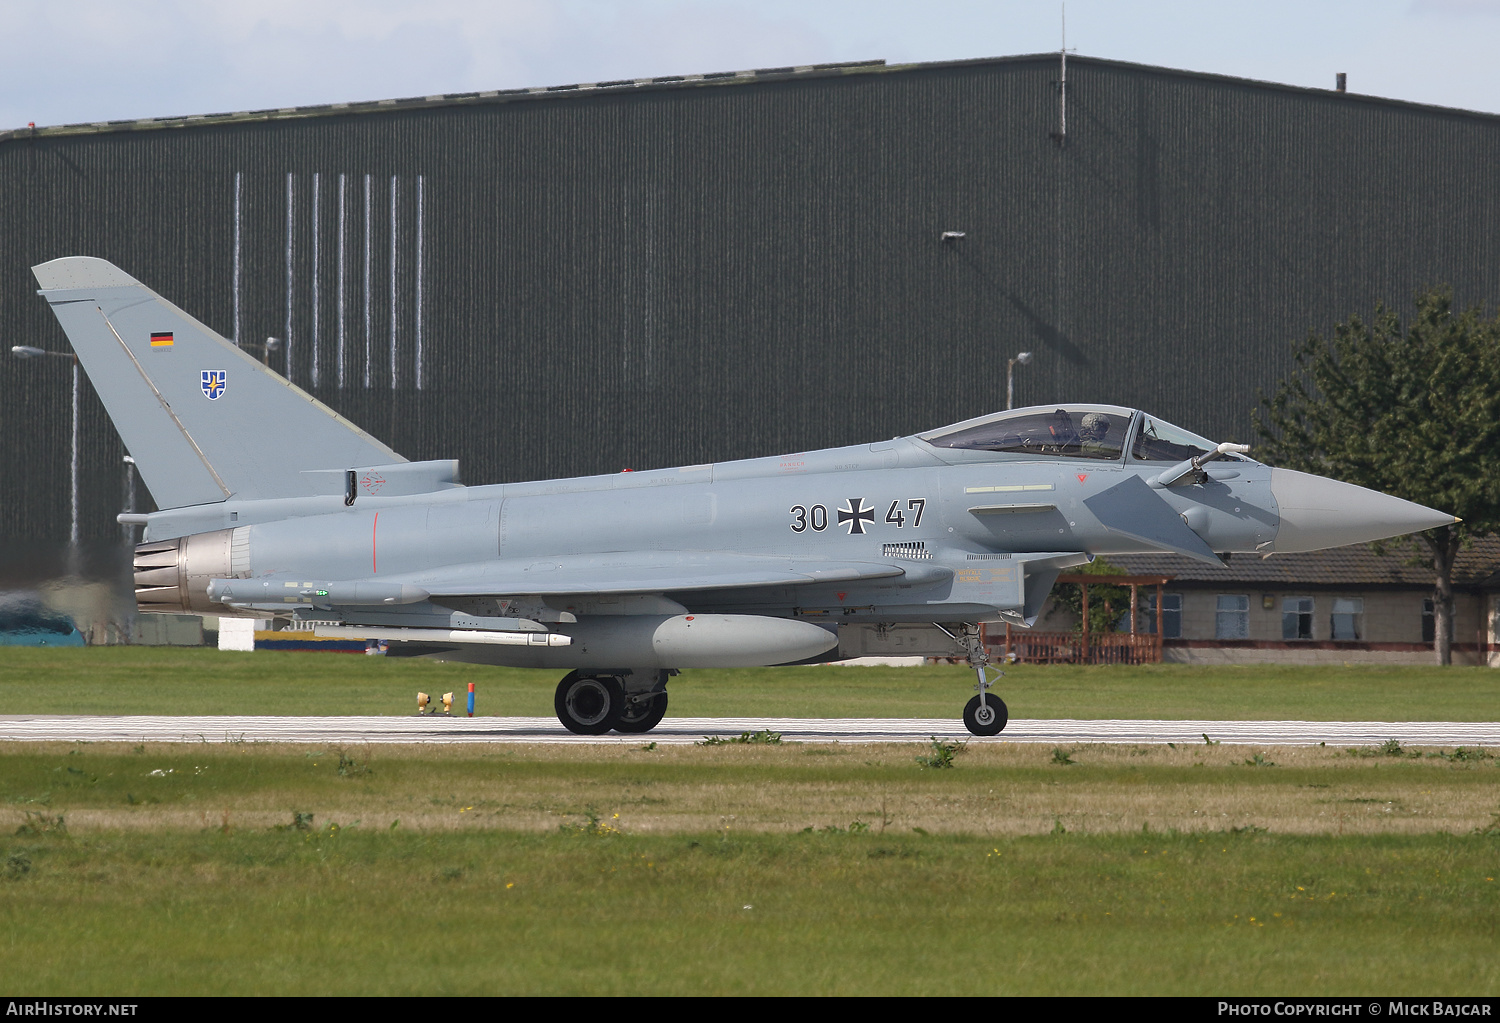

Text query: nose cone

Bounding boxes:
[1268,468,1457,553]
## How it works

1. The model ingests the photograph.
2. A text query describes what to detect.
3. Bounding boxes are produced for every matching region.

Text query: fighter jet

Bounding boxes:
[30,256,1457,735]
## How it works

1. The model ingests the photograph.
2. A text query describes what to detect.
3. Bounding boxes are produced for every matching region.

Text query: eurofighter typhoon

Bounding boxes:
[31,257,1457,735]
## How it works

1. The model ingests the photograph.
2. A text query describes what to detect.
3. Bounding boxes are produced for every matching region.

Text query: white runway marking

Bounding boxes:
[1,716,1497,747]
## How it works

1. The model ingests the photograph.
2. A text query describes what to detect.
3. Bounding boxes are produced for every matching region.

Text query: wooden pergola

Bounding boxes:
[992,573,1177,665]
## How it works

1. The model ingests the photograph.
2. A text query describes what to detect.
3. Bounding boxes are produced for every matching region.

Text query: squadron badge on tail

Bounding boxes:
[201,370,226,400]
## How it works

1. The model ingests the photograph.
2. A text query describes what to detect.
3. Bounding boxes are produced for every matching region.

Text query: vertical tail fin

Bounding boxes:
[33,256,404,509]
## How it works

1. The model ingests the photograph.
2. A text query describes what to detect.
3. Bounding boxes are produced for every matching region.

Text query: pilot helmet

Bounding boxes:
[1080,412,1110,438]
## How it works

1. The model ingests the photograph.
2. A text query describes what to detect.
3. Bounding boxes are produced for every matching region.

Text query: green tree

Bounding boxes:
[1254,286,1500,665]
[1051,558,1132,634]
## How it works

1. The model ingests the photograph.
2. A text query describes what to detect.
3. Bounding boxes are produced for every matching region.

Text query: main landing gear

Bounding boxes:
[554,669,670,735]
[937,624,1009,737]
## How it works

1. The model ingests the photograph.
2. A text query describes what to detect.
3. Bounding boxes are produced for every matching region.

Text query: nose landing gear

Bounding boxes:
[937,624,1010,737]
[963,665,1009,736]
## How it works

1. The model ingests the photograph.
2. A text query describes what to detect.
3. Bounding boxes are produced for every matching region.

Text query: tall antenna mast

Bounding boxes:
[1059,3,1067,142]
[1051,4,1074,146]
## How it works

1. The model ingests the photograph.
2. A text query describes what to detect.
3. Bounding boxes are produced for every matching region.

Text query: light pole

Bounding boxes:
[241,336,283,366]
[121,455,139,542]
[1006,351,1033,411]
[12,345,80,546]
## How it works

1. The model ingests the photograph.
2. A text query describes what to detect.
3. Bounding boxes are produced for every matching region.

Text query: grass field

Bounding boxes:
[2,646,1498,720]
[3,828,1497,996]
[5,740,1498,836]
[2,741,1498,995]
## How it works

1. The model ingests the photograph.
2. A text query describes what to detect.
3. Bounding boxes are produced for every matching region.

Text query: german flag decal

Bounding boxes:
[149,331,174,348]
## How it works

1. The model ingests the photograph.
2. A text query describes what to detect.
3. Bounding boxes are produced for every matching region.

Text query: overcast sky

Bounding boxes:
[3,0,1499,129]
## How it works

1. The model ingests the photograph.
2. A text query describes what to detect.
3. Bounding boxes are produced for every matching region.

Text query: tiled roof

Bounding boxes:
[1109,535,1500,589]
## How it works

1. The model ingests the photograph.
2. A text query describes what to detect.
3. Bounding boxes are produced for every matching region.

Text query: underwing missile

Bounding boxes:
[314,625,571,647]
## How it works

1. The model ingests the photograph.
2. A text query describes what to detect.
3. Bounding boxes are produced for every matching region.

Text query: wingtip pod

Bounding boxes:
[32,256,140,292]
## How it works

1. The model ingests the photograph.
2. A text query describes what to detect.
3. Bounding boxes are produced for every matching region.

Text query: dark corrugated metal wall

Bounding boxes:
[3,55,1499,551]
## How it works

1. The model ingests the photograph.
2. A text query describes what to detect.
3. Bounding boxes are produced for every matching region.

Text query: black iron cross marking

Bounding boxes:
[838,497,875,535]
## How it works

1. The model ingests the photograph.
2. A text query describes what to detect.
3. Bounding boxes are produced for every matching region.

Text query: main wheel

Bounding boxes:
[554,672,626,735]
[613,691,668,734]
[963,694,1009,736]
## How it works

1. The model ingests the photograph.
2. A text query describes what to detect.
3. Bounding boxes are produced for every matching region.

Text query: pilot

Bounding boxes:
[1079,413,1113,457]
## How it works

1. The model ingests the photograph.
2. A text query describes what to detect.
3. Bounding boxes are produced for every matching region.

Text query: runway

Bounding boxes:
[2,715,1497,746]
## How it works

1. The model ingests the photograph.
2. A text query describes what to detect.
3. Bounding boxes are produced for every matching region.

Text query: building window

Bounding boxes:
[1216,595,1249,639]
[1421,599,1453,644]
[1330,598,1363,640]
[1282,596,1314,640]
[1119,593,1183,638]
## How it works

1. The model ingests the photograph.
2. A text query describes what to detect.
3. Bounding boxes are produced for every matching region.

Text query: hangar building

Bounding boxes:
[3,52,1499,562]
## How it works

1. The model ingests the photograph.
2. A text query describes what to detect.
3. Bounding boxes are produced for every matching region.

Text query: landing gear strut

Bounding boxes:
[614,671,670,733]
[553,669,671,735]
[937,624,1009,737]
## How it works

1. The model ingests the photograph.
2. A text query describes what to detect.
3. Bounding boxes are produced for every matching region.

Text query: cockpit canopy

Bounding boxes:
[919,405,1237,463]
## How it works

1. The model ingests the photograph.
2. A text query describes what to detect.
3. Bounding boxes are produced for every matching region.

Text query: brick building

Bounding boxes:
[1093,539,1500,666]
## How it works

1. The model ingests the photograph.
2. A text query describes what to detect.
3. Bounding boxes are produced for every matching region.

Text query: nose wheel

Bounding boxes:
[964,688,1009,736]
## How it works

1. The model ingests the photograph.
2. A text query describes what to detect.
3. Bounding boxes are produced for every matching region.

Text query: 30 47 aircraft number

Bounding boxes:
[790,498,925,535]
